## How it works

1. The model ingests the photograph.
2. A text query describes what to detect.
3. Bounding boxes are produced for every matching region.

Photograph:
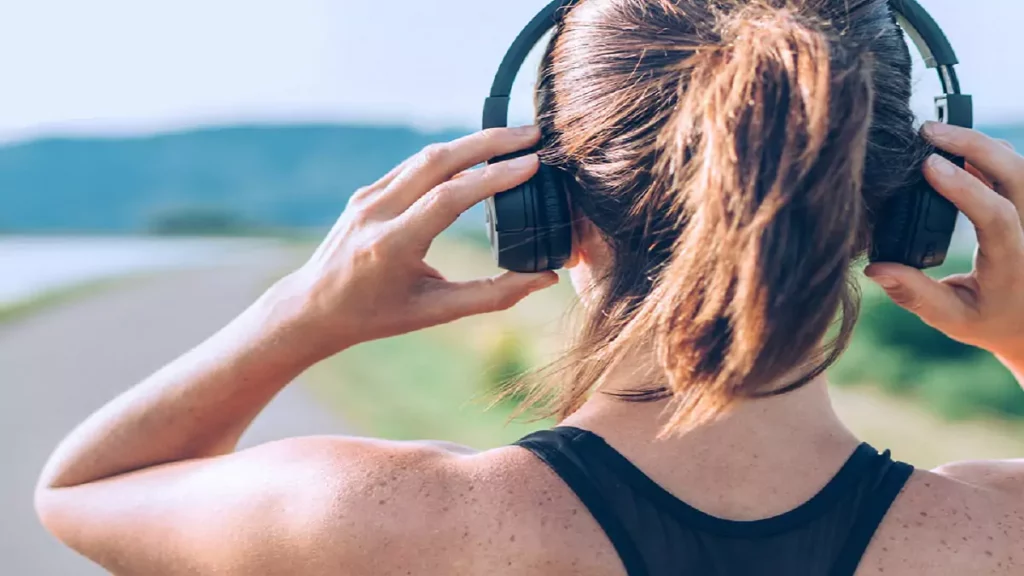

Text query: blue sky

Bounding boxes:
[1,0,1020,142]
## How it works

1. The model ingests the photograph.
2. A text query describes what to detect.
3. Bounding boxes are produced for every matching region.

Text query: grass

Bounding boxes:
[0,277,128,326]
[301,235,1024,466]
[305,324,552,447]
[303,234,568,448]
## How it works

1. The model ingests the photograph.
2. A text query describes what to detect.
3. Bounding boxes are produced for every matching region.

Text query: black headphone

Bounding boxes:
[482,0,973,273]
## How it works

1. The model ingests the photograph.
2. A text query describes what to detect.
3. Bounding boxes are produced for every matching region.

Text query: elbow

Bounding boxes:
[32,448,79,537]
[34,461,57,528]
[33,485,62,539]
[34,466,74,546]
[33,487,89,564]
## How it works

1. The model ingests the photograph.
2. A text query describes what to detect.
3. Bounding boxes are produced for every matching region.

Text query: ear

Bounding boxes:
[567,214,612,270]
[566,211,594,269]
[565,221,583,268]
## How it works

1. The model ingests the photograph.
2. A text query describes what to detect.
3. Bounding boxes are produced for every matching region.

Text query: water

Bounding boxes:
[0,216,980,309]
[0,236,283,306]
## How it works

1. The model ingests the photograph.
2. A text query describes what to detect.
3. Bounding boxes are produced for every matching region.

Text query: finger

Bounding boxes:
[427,271,559,322]
[377,126,541,215]
[449,168,474,181]
[347,156,417,207]
[922,122,1024,205]
[864,262,970,328]
[965,162,996,190]
[399,154,540,241]
[923,154,1024,260]
[375,156,417,190]
[966,141,1018,195]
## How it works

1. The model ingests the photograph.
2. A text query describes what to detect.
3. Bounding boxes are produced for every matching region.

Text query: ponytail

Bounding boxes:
[520,0,919,435]
[649,7,874,430]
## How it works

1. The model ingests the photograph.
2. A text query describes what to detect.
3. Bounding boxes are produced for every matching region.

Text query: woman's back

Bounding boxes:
[516,427,915,575]
[414,417,1023,575]
[312,396,1022,576]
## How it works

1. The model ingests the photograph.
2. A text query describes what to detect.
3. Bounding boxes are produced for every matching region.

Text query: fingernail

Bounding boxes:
[507,153,538,171]
[512,125,540,137]
[868,275,901,290]
[923,120,951,137]
[927,153,956,176]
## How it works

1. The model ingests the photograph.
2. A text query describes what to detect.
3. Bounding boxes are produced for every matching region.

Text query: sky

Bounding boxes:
[1,0,1021,143]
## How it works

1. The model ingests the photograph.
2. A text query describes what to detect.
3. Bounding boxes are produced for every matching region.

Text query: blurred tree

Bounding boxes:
[857,296,985,362]
[147,205,255,236]
[482,329,532,406]
[832,254,1024,420]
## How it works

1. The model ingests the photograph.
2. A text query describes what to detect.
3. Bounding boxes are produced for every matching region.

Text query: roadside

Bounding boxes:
[0,250,347,575]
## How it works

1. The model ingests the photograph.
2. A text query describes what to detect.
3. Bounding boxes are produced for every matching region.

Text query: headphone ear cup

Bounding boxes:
[872,190,916,264]
[535,164,573,270]
[486,162,570,273]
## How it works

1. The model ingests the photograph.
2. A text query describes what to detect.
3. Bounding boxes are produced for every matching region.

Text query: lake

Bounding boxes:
[0,223,978,308]
[0,236,284,306]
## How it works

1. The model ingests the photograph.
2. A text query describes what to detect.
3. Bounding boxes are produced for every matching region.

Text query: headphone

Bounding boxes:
[482,0,973,273]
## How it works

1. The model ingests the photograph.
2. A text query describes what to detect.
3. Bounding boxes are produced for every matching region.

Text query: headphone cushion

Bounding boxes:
[873,190,917,262]
[534,164,572,269]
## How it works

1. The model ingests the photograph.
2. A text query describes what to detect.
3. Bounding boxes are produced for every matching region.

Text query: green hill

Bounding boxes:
[1,122,1022,235]
[0,123,468,233]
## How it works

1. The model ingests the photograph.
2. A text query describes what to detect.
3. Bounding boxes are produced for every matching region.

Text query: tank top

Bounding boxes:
[515,426,914,576]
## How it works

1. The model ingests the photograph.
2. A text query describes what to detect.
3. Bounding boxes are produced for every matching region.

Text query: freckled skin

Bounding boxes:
[855,468,1024,575]
[34,422,1024,575]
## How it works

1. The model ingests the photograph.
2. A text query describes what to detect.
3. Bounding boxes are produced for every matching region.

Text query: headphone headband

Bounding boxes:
[483,0,575,131]
[483,0,964,130]
[482,0,974,273]
[487,0,576,99]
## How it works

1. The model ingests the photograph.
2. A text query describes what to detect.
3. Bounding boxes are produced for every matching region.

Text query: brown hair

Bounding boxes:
[516,0,929,432]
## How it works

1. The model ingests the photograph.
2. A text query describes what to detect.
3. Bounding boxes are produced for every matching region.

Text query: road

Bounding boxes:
[0,251,349,575]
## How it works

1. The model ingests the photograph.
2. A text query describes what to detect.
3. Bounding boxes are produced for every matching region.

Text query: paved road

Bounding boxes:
[0,252,348,575]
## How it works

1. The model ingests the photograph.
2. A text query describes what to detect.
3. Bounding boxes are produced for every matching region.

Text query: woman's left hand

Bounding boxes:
[267,126,559,360]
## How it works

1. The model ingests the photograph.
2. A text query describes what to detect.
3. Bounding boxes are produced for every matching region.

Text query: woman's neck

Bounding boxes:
[559,360,862,520]
[564,375,856,448]
[563,342,856,445]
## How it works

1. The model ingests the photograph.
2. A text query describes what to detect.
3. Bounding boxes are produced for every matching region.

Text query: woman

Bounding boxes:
[35,1,1024,574]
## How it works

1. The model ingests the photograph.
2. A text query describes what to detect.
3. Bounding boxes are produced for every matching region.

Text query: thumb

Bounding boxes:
[863,262,965,326]
[435,271,559,319]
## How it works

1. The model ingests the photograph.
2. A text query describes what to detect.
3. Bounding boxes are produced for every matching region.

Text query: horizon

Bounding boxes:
[5,114,1024,149]
[2,0,1023,145]
[0,119,471,147]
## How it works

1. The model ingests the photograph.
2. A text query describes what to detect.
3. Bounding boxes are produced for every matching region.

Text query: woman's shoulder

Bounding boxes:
[930,458,1024,497]
[293,436,618,576]
[862,464,1024,575]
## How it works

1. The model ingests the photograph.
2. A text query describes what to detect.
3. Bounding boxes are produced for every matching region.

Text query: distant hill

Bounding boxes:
[0,123,468,233]
[1,122,1021,235]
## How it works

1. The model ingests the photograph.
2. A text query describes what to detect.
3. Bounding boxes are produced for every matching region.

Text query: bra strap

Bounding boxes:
[516,428,651,576]
[830,452,915,576]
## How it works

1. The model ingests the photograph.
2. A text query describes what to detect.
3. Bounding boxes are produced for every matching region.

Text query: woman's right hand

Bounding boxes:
[865,122,1024,366]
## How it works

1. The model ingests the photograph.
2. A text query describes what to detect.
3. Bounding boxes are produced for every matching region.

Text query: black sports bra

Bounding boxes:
[515,426,914,576]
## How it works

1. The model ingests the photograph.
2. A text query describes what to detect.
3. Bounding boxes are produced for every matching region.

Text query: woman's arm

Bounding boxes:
[865,122,1024,493]
[36,289,314,491]
[34,125,557,575]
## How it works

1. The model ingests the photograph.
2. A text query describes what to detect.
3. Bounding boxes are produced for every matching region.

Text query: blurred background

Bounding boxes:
[2,0,1023,573]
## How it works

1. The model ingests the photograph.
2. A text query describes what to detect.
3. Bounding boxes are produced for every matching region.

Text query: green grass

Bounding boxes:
[304,322,552,448]
[0,277,126,326]
[301,235,573,449]
[299,237,1024,464]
